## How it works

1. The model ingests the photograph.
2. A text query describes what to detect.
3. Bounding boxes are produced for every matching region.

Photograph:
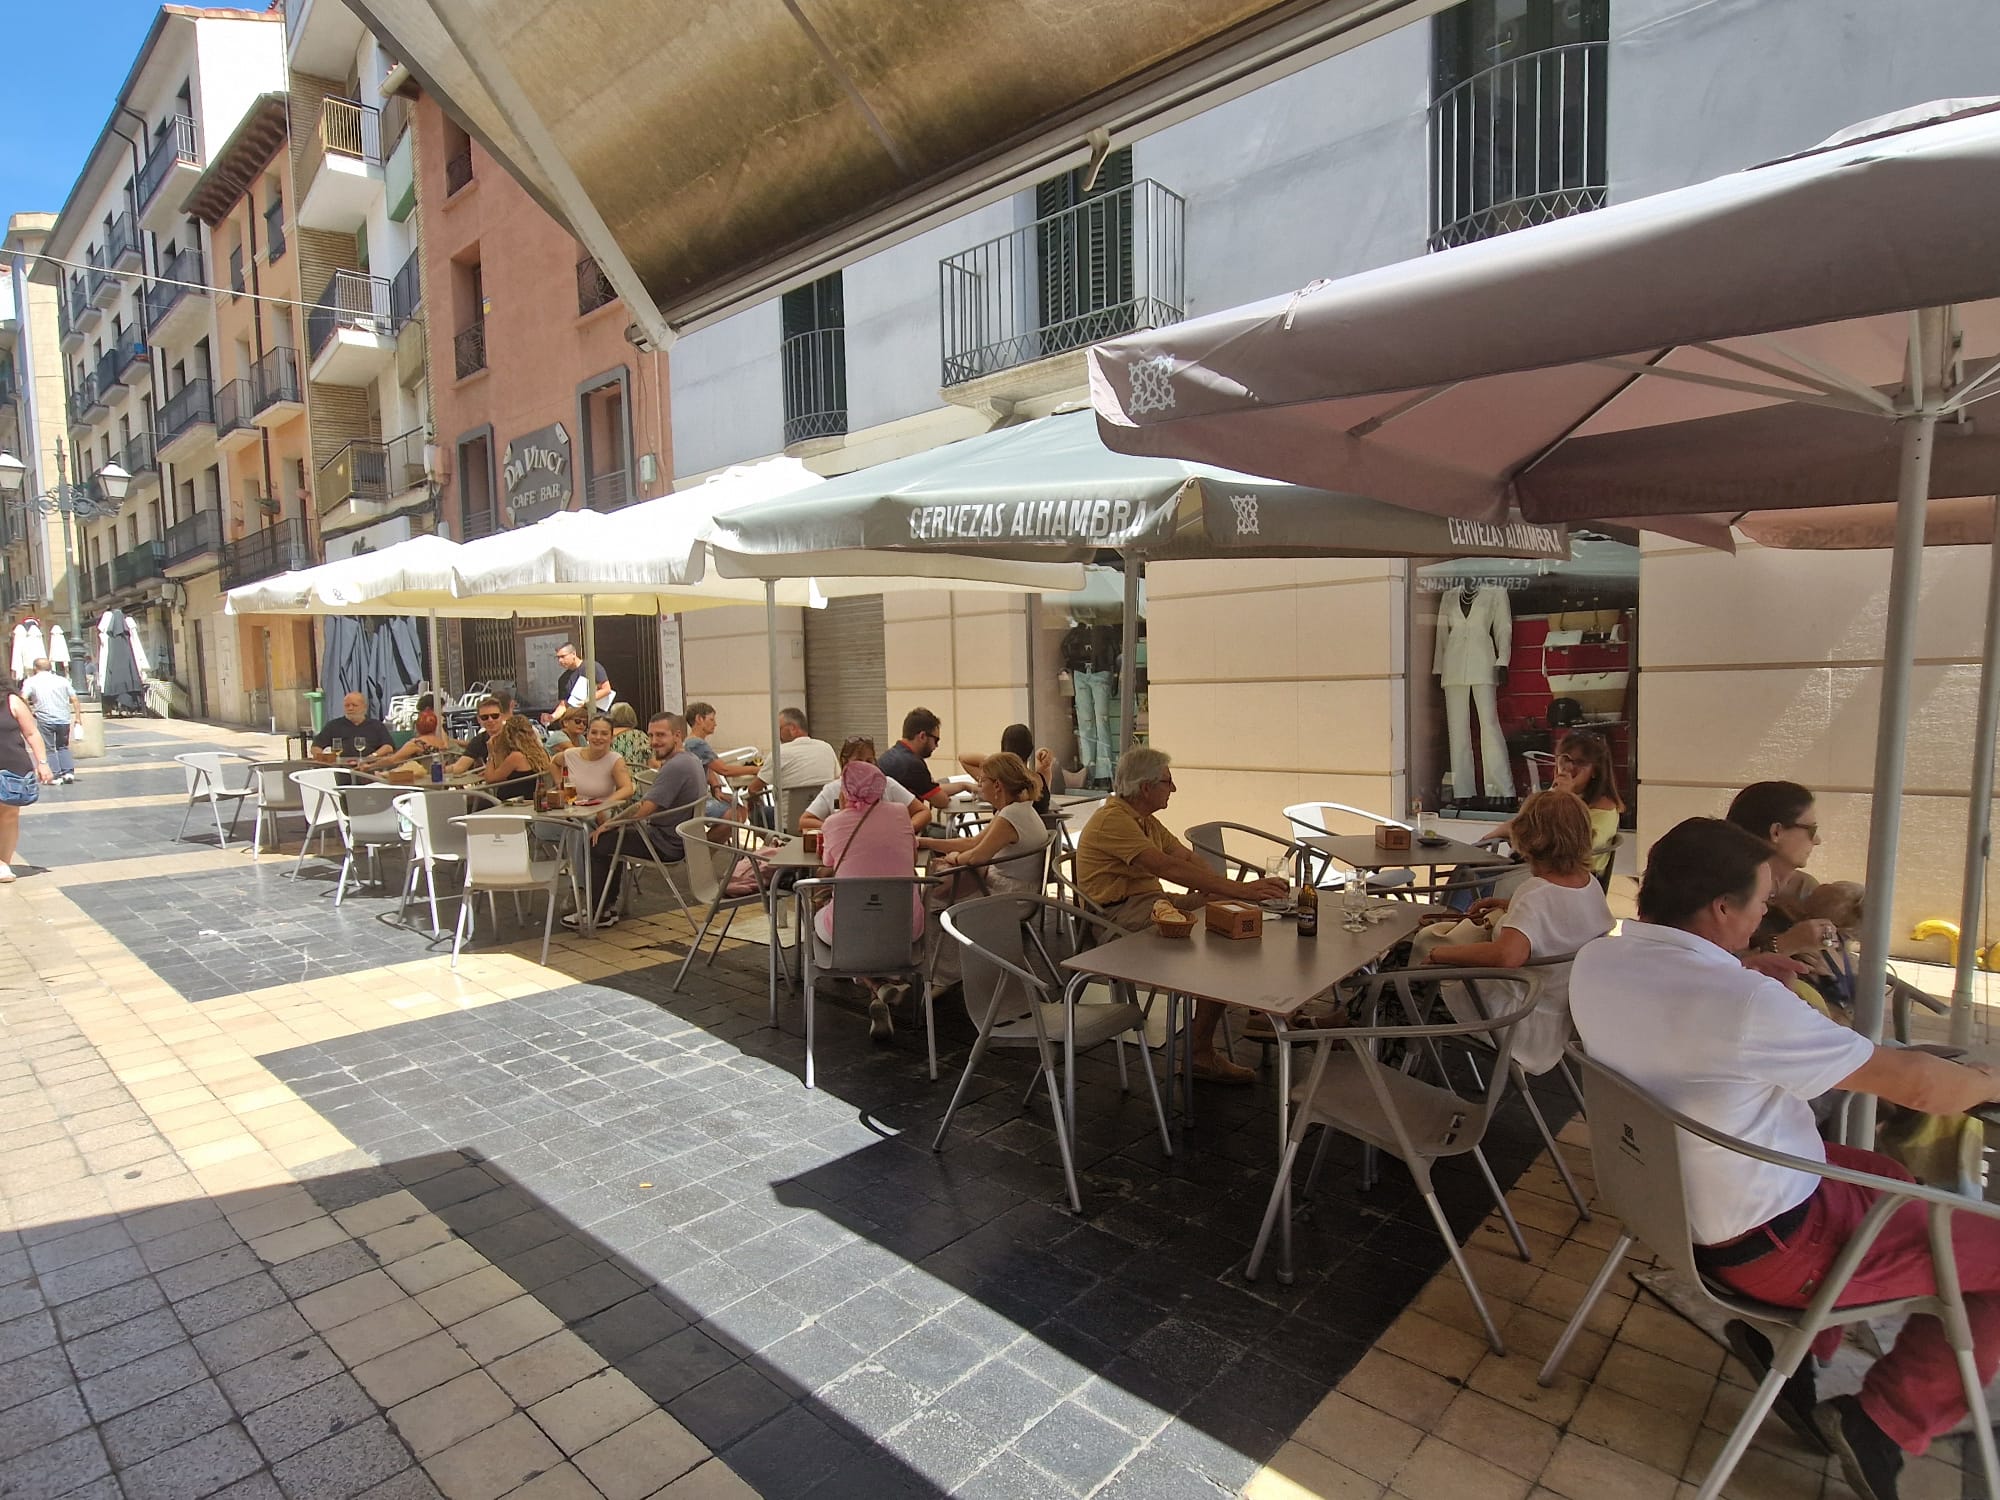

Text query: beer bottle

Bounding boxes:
[1296,884,1318,937]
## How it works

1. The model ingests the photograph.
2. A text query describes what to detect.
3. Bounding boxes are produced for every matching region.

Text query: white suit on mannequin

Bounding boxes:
[11,620,44,680]
[48,627,68,669]
[1433,585,1515,799]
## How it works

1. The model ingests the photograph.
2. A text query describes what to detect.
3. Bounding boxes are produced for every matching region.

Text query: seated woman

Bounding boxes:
[1421,789,1614,1074]
[607,702,652,778]
[360,706,460,780]
[543,707,589,754]
[1482,729,1623,878]
[482,715,558,803]
[800,737,928,834]
[920,752,1051,896]
[817,759,925,1044]
[1726,779,1841,959]
[959,723,1063,814]
[559,716,635,807]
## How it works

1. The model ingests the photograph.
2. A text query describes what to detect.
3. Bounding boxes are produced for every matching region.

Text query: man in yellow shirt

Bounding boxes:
[1076,746,1286,1083]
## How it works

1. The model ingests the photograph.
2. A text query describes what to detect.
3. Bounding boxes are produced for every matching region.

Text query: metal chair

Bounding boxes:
[933,895,1171,1212]
[246,759,312,855]
[175,752,256,848]
[394,789,497,937]
[1245,966,1542,1350]
[1280,801,1418,893]
[1538,1053,2000,1500]
[327,782,409,905]
[795,875,934,1089]
[288,768,351,882]
[1187,820,1308,884]
[594,797,703,931]
[448,812,564,969]
[921,835,1058,991]
[670,815,783,991]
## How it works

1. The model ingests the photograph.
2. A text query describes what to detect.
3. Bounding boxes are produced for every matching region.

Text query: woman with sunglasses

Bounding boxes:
[1727,779,1839,958]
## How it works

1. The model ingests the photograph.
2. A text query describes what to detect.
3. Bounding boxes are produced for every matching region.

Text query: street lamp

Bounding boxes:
[0,436,130,685]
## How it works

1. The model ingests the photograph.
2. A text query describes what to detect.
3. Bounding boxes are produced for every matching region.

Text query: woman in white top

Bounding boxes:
[919,752,1051,895]
[1423,789,1613,1074]
[558,716,635,806]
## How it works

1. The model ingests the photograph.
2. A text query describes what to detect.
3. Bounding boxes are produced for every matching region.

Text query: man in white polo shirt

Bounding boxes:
[1572,817,2000,1500]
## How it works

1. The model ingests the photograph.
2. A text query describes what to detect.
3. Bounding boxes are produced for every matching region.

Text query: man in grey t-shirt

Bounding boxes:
[569,711,708,927]
[21,659,78,783]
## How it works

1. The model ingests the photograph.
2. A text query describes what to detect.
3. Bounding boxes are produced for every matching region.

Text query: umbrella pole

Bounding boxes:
[427,610,442,702]
[1848,406,1937,1143]
[1118,555,1140,757]
[765,581,782,812]
[582,596,597,711]
[1949,514,2000,1046]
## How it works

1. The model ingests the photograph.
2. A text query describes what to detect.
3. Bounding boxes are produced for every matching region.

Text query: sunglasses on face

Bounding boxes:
[477,712,503,722]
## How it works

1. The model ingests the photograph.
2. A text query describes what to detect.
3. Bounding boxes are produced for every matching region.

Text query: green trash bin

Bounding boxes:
[305,690,326,732]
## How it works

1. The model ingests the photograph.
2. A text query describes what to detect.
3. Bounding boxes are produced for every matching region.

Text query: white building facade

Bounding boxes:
[664,0,2000,955]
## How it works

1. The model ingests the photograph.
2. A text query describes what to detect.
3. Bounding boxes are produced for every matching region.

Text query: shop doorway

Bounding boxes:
[1038,562,1144,788]
[804,595,887,749]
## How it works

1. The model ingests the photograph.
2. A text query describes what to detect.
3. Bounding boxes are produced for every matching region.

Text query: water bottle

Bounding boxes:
[429,756,444,785]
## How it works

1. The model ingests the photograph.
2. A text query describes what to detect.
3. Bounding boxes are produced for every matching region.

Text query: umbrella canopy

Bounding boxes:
[1089,100,2000,528]
[224,533,474,617]
[704,410,1570,566]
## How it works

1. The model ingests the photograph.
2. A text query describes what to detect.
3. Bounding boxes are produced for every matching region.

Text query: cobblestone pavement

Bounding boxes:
[0,719,1967,1498]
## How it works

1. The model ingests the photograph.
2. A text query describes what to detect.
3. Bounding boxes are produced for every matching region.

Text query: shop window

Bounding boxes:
[1037,562,1144,790]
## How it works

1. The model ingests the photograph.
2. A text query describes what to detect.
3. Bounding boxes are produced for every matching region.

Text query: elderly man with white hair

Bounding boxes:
[1074,745,1287,1083]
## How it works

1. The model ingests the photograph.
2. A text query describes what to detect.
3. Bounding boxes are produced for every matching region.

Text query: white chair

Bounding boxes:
[175,753,256,848]
[394,789,496,937]
[246,759,312,855]
[795,875,934,1089]
[933,895,1171,1212]
[330,782,409,905]
[288,768,349,882]
[449,812,564,969]
[672,814,772,990]
[1281,800,1417,893]
[1539,1054,2000,1500]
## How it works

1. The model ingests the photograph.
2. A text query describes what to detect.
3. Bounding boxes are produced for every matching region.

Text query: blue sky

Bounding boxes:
[0,1,268,221]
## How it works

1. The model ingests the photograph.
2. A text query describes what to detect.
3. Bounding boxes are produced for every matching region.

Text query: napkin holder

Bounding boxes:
[1205,900,1264,941]
[1374,824,1413,850]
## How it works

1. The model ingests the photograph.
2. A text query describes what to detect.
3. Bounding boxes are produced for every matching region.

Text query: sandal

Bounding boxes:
[1190,1055,1256,1085]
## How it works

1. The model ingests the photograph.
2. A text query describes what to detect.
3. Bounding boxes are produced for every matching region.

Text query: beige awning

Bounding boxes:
[345,0,1444,344]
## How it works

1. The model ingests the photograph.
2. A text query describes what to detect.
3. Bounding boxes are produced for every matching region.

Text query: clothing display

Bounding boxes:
[48,627,68,669]
[1072,670,1116,784]
[1434,586,1514,798]
[10,620,45,680]
[97,609,148,714]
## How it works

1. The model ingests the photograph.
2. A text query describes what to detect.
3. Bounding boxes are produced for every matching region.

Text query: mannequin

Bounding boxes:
[48,626,68,675]
[1433,584,1515,799]
[1062,622,1121,784]
[10,618,45,681]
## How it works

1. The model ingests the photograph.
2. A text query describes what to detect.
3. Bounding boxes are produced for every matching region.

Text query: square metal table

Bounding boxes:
[1303,832,1510,871]
[1062,904,1422,1280]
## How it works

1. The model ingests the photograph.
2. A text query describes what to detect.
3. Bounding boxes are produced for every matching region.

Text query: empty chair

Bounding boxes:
[1246,966,1542,1352]
[175,753,256,848]
[1538,1053,2000,1500]
[329,782,409,906]
[288,768,350,882]
[449,812,565,969]
[933,895,1171,1212]
[672,815,774,992]
[1280,800,1417,893]
[394,789,496,937]
[794,875,933,1089]
[246,760,313,856]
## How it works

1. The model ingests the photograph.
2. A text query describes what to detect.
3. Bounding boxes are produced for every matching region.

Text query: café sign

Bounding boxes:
[504,421,572,525]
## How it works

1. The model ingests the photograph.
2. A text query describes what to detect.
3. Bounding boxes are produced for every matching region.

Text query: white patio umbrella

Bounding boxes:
[1091,100,2000,1091]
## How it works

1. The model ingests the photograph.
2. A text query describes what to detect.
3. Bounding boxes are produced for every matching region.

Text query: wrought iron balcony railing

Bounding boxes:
[265,198,287,262]
[158,378,215,446]
[144,245,206,330]
[137,115,200,214]
[214,378,254,440]
[445,148,473,195]
[389,249,423,326]
[319,438,390,507]
[781,327,847,445]
[307,269,393,359]
[161,508,221,568]
[66,377,99,429]
[583,469,632,512]
[453,321,486,379]
[1428,39,1608,253]
[104,212,141,268]
[252,346,303,414]
[113,539,165,590]
[121,431,158,478]
[222,518,310,589]
[938,178,1186,387]
[461,506,500,540]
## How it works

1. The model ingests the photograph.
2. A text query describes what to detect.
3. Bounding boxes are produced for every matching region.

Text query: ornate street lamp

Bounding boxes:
[0,437,130,684]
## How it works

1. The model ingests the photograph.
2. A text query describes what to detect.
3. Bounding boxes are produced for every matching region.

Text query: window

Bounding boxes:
[1034,146,1136,356]
[453,257,485,378]
[578,370,632,511]
[456,428,496,536]
[264,179,286,262]
[443,120,473,194]
[779,273,846,446]
[1429,0,1609,251]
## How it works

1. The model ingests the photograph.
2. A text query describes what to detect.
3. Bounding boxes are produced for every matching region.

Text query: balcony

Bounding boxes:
[222,518,310,590]
[161,508,222,575]
[137,115,202,233]
[214,378,259,454]
[452,321,486,380]
[1429,40,1608,252]
[157,378,216,456]
[0,499,28,550]
[461,507,501,540]
[99,337,148,396]
[938,178,1186,389]
[86,561,112,604]
[105,211,143,275]
[74,272,105,335]
[144,246,207,348]
[298,97,385,233]
[251,346,304,425]
[265,198,287,264]
[58,279,87,352]
[283,0,365,78]
[583,469,633,512]
[90,248,126,309]
[120,432,160,488]
[389,249,423,325]
[67,376,101,432]
[112,539,165,592]
[576,256,615,317]
[317,437,389,513]
[781,327,847,447]
[306,270,395,386]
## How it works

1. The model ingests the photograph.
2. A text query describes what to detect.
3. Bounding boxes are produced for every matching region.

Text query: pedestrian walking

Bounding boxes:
[0,670,54,882]
[20,657,78,784]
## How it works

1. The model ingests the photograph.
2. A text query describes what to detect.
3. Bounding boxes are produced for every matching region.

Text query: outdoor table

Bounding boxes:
[529,803,604,934]
[1062,902,1422,1281]
[756,837,821,1023]
[1301,832,1509,872]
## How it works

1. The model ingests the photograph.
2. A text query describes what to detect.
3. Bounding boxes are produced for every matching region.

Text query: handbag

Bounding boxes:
[0,769,39,807]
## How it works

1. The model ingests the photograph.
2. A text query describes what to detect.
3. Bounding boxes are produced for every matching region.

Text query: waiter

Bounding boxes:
[546,642,613,723]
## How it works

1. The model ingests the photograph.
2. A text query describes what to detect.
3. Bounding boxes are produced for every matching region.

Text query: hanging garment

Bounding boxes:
[1432,586,1512,687]
[48,626,68,668]
[1073,669,1116,783]
[98,609,146,712]
[11,619,45,680]
[1444,680,1516,799]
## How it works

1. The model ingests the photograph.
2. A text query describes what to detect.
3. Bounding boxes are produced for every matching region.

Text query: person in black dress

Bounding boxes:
[0,670,54,882]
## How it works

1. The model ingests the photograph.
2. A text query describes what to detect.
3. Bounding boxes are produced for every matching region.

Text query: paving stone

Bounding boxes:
[118,1422,263,1500]
[53,1275,168,1340]
[0,1345,83,1412]
[175,1272,288,1336]
[426,1412,564,1500]
[353,1330,477,1408]
[490,1332,607,1407]
[527,1369,656,1456]
[194,1304,314,1375]
[243,1372,377,1463]
[0,1425,112,1499]
[216,1336,345,1415]
[1014,1399,1144,1494]
[38,1247,151,1306]
[572,1410,708,1500]
[0,1384,92,1464]
[271,1416,417,1500]
[387,1369,514,1459]
[65,1307,192,1379]
[81,1342,212,1421]
[100,1380,237,1469]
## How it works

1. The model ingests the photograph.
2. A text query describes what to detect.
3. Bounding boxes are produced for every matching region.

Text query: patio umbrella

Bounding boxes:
[1089,99,2000,1085]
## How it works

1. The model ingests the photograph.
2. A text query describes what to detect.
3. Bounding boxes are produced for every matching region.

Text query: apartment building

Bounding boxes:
[661,0,2000,950]
[0,215,66,622]
[35,5,286,712]
[412,96,674,711]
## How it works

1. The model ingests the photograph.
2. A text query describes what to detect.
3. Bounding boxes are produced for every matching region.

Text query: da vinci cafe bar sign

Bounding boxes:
[505,422,573,525]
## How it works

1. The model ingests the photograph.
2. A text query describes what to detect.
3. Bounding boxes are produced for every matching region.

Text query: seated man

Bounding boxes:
[878,708,952,812]
[683,701,762,817]
[799,737,930,835]
[770,707,839,829]
[1075,746,1286,1084]
[1571,817,2000,1500]
[444,695,510,776]
[572,711,708,929]
[311,692,394,762]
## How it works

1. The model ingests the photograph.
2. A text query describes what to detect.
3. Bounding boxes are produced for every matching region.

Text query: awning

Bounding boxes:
[704,411,1569,566]
[345,0,1445,341]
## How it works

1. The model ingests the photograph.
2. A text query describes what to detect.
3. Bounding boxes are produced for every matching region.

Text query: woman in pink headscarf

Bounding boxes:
[816,758,924,1042]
